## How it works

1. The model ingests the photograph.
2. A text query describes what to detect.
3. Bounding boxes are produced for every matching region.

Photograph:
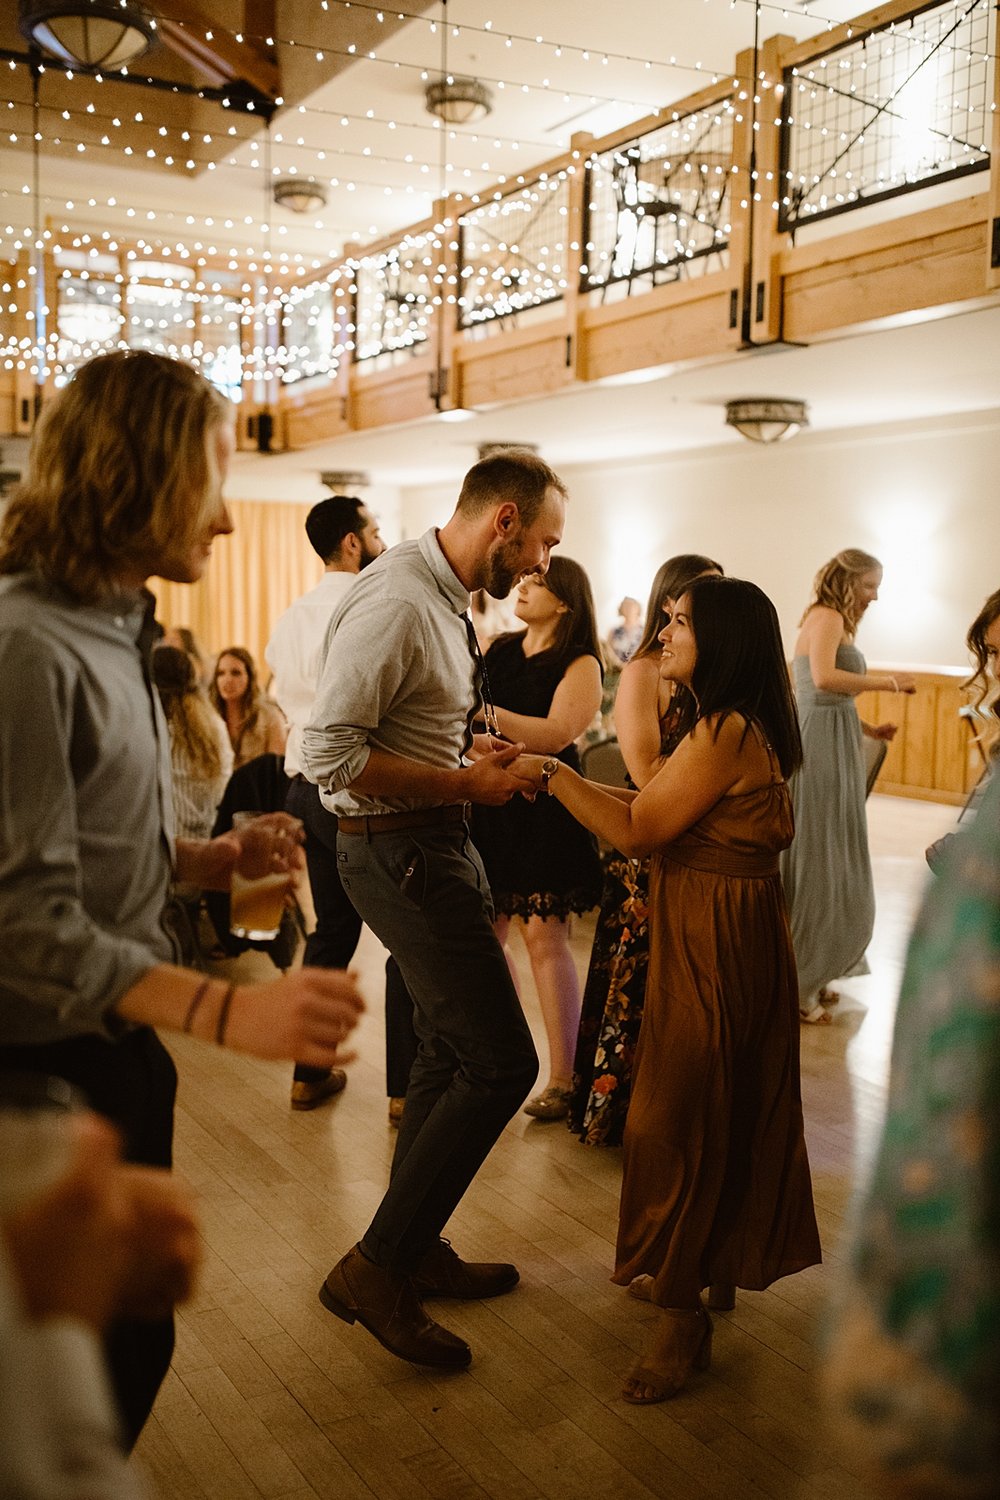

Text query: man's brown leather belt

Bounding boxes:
[336,803,471,836]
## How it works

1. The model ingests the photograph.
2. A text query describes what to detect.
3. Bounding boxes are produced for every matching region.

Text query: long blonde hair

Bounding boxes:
[152,646,228,779]
[0,350,230,602]
[802,548,881,634]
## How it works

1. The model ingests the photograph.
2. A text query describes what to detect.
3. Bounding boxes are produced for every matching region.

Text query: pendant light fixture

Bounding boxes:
[18,0,157,70]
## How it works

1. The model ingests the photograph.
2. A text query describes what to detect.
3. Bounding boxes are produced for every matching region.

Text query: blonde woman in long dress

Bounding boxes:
[781,549,915,1023]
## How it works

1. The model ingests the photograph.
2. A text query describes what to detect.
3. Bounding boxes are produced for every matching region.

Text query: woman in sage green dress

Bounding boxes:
[780,550,915,1023]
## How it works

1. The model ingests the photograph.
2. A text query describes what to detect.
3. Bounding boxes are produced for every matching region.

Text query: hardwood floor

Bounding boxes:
[135,794,956,1500]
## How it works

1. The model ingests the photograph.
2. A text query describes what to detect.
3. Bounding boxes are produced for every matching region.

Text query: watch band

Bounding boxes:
[540,758,560,795]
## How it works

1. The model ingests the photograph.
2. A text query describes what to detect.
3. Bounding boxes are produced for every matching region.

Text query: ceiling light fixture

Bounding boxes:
[724,397,809,444]
[477,442,540,460]
[321,470,370,491]
[273,177,327,214]
[425,76,493,125]
[18,0,156,70]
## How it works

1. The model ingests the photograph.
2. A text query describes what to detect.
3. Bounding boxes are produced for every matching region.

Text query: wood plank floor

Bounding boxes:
[135,795,956,1500]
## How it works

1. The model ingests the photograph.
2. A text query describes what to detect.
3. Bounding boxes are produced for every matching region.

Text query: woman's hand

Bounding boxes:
[865,722,898,741]
[511,753,548,797]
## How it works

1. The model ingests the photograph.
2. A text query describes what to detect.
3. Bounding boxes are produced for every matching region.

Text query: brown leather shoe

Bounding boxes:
[413,1238,519,1299]
[319,1245,471,1369]
[290,1070,347,1110]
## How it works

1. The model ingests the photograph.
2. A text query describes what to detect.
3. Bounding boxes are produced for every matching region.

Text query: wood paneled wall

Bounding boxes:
[857,668,981,804]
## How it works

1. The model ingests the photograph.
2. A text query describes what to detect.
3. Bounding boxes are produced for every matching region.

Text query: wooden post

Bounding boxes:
[730,34,793,348]
[562,131,593,385]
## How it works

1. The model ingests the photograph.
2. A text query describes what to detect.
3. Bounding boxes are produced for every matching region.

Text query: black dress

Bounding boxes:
[471,634,603,919]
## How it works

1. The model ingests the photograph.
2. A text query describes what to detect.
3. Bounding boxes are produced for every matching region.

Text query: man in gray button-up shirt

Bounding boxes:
[303,451,567,1371]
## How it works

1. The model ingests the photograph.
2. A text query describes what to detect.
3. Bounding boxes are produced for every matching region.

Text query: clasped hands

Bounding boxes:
[466,737,550,803]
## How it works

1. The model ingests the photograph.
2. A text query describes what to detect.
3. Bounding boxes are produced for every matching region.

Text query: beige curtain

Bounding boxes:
[149,498,321,684]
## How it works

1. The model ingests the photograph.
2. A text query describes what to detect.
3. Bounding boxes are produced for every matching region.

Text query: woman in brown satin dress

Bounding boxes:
[516,575,820,1404]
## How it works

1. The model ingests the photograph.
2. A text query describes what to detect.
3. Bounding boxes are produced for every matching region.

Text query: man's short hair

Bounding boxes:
[456,451,567,527]
[305,495,367,562]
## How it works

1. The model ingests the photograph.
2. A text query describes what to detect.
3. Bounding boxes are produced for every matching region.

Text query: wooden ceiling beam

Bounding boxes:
[156,0,279,99]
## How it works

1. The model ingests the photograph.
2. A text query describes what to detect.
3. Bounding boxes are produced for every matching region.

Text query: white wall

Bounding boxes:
[226,446,404,544]
[400,407,1000,669]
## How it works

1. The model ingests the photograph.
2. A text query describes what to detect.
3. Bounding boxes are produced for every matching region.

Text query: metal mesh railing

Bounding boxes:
[780,0,992,232]
[352,232,441,362]
[582,101,735,296]
[457,172,572,329]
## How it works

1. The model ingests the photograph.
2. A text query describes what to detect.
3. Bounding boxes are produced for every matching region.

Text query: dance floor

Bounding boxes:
[137,793,955,1500]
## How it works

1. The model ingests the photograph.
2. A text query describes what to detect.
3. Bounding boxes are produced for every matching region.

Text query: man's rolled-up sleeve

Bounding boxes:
[0,631,156,1039]
[301,590,424,791]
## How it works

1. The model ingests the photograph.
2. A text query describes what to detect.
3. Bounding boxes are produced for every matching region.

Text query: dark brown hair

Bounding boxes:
[211,645,266,762]
[633,553,723,662]
[687,575,802,779]
[518,556,603,671]
[456,450,567,526]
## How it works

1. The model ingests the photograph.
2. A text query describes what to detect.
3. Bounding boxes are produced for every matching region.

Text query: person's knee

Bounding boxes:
[523,915,569,958]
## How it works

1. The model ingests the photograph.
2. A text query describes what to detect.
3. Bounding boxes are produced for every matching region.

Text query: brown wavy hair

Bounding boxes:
[211,645,266,763]
[965,587,1000,741]
[0,351,231,603]
[802,548,881,634]
[152,645,227,779]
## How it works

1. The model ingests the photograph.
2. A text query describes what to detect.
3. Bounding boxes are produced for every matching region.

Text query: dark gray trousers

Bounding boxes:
[336,819,538,1270]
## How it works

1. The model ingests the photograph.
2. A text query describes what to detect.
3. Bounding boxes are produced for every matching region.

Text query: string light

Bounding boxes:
[0,0,987,388]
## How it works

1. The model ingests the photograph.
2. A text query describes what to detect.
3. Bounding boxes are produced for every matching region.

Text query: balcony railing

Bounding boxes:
[457,171,572,330]
[582,100,736,297]
[352,231,441,363]
[779,0,992,234]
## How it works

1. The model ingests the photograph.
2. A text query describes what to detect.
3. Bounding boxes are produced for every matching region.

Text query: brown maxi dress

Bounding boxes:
[612,769,821,1305]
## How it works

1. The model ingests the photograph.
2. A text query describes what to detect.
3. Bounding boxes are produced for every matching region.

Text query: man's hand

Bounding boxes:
[114,1168,202,1320]
[467,733,516,762]
[2,1115,131,1330]
[462,741,534,804]
[220,968,365,1068]
[175,813,305,890]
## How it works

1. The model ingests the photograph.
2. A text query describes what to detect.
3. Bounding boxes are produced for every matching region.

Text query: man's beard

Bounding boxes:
[358,540,382,570]
[480,536,522,598]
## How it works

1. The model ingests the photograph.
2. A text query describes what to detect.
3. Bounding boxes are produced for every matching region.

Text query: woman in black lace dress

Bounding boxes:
[569,554,722,1145]
[471,558,603,1120]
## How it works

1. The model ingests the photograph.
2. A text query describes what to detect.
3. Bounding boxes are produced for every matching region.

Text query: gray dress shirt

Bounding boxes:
[0,574,178,1045]
[301,528,478,817]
